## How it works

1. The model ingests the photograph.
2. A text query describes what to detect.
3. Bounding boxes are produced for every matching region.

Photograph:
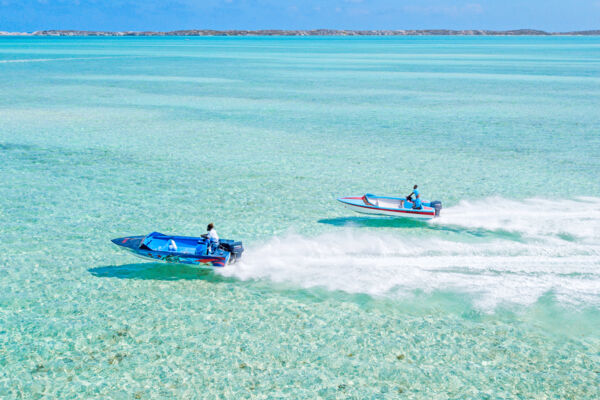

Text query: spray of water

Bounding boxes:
[220,197,600,311]
[434,196,600,242]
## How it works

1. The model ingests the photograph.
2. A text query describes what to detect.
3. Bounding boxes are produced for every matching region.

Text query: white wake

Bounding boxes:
[220,197,600,311]
[434,196,600,242]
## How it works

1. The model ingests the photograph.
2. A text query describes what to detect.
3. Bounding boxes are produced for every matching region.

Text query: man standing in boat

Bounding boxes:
[202,223,219,254]
[406,185,422,209]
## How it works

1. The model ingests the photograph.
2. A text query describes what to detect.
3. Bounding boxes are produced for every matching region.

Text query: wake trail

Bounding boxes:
[433,196,600,242]
[220,198,600,311]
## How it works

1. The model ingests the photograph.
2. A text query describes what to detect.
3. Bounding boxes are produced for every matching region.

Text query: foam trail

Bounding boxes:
[221,198,600,311]
[433,196,600,242]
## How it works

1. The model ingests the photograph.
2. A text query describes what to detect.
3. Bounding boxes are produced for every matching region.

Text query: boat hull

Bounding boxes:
[337,195,439,220]
[118,246,230,268]
[111,232,243,268]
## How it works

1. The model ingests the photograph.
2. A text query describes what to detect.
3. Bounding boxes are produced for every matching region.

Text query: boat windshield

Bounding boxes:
[140,233,159,250]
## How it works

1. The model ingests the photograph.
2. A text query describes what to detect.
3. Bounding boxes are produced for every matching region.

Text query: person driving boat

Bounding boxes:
[406,184,419,202]
[201,223,219,254]
[406,184,422,209]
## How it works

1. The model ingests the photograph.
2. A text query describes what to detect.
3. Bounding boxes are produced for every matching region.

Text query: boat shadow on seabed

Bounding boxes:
[89,263,239,282]
[318,216,429,229]
[317,216,524,240]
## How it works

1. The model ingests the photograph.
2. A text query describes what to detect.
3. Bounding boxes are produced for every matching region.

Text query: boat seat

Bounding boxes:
[366,197,379,206]
[195,246,206,256]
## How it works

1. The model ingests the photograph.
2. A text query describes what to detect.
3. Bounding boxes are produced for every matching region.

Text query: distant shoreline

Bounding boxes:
[1,29,599,37]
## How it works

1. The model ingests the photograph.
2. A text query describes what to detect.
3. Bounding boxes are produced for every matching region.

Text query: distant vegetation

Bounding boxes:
[1,29,599,36]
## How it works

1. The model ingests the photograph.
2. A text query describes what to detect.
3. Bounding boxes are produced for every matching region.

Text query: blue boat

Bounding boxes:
[111,232,244,268]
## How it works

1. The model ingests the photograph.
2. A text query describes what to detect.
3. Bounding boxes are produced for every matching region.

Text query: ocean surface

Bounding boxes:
[1,36,599,398]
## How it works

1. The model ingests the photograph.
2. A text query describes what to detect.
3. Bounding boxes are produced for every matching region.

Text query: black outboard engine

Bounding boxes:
[219,240,244,263]
[429,201,442,217]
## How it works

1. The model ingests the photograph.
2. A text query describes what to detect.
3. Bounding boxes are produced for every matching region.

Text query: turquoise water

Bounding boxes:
[1,36,599,398]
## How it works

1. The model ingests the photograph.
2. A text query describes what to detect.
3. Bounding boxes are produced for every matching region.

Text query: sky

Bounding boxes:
[1,0,599,32]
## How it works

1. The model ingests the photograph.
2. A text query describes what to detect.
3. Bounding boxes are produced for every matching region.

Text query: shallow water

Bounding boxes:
[1,36,599,398]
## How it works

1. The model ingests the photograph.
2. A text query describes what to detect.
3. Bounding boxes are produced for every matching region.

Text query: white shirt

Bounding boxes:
[207,229,219,242]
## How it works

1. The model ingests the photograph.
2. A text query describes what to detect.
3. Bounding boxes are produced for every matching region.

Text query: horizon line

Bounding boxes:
[1,28,600,37]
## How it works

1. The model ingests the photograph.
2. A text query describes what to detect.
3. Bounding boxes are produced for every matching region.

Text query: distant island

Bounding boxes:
[1,29,599,36]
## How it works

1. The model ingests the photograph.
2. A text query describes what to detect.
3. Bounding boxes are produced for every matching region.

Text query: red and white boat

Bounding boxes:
[337,193,442,220]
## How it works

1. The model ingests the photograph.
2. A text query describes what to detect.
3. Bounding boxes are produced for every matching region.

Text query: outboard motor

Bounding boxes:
[219,240,244,263]
[430,200,442,217]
